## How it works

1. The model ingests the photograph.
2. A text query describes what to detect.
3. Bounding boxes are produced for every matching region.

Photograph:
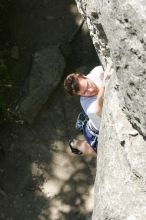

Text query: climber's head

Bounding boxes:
[64,72,98,97]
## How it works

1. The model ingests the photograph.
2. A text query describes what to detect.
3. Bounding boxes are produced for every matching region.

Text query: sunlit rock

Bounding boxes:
[75,0,146,219]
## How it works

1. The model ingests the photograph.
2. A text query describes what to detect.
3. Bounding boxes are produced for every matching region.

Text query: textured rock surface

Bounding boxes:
[93,73,146,220]
[75,0,146,219]
[94,0,146,138]
[19,46,65,123]
[75,0,110,66]
[75,0,146,137]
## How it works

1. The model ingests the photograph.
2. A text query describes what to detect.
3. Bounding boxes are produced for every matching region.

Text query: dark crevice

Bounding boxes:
[124,64,129,69]
[129,81,135,86]
[129,132,138,137]
[132,170,143,179]
[91,12,99,19]
[124,18,129,23]
[120,140,125,147]
[94,23,109,44]
[127,92,132,100]
[134,117,140,124]
[114,84,119,91]
[128,119,146,141]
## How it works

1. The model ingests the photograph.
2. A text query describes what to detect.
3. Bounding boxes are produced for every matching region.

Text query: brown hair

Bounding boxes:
[64,72,85,96]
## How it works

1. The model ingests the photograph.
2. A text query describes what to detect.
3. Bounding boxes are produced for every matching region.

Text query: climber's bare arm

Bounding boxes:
[96,86,105,117]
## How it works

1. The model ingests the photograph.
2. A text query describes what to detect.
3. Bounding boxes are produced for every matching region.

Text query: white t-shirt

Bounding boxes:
[80,66,104,130]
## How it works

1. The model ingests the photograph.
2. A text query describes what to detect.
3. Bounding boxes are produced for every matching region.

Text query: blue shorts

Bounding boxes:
[83,122,99,153]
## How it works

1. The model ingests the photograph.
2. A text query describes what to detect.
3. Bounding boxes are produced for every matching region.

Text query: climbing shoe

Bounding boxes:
[68,139,82,155]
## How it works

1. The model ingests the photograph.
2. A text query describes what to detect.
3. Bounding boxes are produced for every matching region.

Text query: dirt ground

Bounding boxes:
[0,0,99,219]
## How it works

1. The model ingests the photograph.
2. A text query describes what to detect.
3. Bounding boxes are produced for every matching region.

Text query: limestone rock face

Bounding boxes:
[19,46,65,123]
[94,73,146,220]
[75,0,110,67]
[75,0,146,219]
[94,0,146,138]
[75,0,146,137]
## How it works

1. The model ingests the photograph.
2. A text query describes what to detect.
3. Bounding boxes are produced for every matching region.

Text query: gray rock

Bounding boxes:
[75,0,146,219]
[19,46,65,123]
[93,0,146,138]
[75,0,110,66]
[93,72,146,220]
[75,0,146,136]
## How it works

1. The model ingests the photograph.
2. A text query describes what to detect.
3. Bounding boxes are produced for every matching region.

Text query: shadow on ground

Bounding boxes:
[0,0,99,219]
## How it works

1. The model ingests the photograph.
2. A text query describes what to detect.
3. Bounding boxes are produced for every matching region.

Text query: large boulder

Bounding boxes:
[75,0,146,219]
[18,46,65,123]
